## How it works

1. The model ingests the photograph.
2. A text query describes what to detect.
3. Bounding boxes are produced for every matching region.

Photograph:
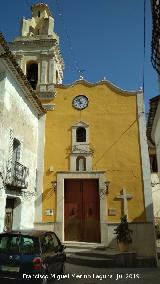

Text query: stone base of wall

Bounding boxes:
[114,252,157,267]
[107,222,157,258]
[34,222,55,231]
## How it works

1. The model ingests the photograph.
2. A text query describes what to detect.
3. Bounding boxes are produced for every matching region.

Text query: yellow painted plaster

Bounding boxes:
[41,81,146,223]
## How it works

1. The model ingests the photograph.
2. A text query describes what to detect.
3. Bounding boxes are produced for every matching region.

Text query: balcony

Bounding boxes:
[6,161,29,189]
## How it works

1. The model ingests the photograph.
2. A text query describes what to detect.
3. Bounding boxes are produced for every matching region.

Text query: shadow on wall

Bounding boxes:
[35,187,54,209]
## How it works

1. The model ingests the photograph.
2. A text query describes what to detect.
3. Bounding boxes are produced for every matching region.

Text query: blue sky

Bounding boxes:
[0,0,158,111]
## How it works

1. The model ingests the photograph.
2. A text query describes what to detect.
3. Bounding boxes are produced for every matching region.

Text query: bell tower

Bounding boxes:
[10,3,64,101]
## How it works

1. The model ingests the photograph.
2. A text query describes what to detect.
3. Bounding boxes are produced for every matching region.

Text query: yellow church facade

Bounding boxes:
[40,79,155,257]
[10,2,156,260]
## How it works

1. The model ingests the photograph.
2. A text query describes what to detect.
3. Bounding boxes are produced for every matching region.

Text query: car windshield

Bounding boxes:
[0,234,39,255]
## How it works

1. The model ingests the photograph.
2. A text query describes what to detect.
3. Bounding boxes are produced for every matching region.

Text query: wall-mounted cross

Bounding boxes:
[116,188,133,218]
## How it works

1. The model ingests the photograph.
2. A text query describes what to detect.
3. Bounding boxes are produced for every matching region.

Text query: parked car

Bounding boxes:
[0,230,66,283]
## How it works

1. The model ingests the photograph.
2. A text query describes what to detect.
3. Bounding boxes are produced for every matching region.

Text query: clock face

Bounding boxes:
[72,95,88,110]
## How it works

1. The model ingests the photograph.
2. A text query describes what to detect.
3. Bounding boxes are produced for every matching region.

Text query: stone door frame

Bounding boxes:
[56,171,107,244]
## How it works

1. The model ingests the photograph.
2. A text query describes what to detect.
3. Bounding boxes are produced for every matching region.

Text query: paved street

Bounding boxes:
[51,262,160,284]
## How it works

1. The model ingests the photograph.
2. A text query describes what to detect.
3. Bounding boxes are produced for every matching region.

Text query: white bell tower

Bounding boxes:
[10,3,64,101]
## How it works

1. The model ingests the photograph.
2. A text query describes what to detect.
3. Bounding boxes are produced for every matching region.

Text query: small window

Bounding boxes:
[37,29,40,35]
[76,156,86,171]
[38,11,40,17]
[76,127,86,142]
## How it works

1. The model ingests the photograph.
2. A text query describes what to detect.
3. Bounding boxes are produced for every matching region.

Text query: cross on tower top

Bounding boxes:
[116,188,133,218]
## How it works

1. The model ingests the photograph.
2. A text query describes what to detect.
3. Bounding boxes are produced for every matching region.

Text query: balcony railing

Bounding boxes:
[6,161,29,189]
[151,0,160,75]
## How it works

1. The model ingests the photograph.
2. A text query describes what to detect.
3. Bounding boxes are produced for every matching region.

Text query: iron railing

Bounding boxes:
[151,0,160,75]
[6,161,29,189]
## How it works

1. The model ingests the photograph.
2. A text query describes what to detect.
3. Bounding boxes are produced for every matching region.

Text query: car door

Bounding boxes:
[40,233,63,275]
[51,233,66,273]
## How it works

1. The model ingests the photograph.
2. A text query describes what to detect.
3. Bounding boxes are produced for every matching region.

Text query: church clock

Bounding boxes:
[72,95,88,110]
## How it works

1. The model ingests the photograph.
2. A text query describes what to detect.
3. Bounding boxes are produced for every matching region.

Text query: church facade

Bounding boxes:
[41,80,156,258]
[10,3,156,261]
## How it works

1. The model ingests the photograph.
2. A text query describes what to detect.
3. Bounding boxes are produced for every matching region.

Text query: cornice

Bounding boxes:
[10,38,58,47]
[55,79,142,95]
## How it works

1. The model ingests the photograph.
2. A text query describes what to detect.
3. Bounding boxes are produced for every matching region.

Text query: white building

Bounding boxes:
[147,96,160,226]
[0,33,45,232]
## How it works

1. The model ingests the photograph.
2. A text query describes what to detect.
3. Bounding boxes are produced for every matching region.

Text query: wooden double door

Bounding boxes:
[64,179,101,242]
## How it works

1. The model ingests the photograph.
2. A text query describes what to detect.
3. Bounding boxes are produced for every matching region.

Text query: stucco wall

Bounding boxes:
[152,101,160,172]
[0,65,40,231]
[42,82,146,224]
[151,173,160,218]
[3,73,38,188]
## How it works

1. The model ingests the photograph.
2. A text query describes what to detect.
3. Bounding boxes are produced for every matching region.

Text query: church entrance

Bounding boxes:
[64,179,101,242]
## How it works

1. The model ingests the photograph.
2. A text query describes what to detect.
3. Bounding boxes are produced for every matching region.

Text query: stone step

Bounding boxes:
[65,244,140,268]
[64,243,158,267]
[64,241,105,250]
[66,253,114,268]
[72,251,117,259]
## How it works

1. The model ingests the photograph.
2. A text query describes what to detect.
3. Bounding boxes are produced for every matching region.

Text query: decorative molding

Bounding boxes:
[55,79,140,95]
[72,121,89,128]
[70,121,93,171]
[71,144,94,154]
[42,104,55,111]
[38,91,56,99]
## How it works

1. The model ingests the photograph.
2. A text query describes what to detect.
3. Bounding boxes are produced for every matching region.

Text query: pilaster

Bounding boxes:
[40,58,48,90]
[137,91,154,222]
[48,57,55,91]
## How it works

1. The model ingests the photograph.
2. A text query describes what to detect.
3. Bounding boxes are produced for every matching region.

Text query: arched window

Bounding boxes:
[76,156,86,171]
[26,62,38,90]
[76,127,86,142]
[38,11,40,17]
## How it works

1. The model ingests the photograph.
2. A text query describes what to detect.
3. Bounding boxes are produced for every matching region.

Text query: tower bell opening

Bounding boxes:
[27,62,38,90]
